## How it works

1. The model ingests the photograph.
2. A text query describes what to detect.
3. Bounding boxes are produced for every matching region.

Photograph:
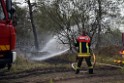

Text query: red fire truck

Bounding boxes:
[0,0,16,70]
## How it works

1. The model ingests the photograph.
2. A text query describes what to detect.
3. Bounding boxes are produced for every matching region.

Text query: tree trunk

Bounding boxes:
[27,0,39,50]
[96,0,102,49]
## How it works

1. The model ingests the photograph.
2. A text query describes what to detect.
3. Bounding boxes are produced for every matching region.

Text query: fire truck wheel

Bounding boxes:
[7,63,12,70]
[0,64,6,69]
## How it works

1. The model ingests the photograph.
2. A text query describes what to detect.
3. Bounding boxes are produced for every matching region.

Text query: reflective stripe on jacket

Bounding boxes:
[76,35,91,57]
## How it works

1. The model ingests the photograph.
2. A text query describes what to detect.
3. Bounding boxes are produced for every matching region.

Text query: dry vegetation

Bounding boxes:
[1,46,124,83]
[3,45,123,73]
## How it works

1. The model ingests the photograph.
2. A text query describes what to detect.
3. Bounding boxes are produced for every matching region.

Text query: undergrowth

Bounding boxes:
[3,45,124,73]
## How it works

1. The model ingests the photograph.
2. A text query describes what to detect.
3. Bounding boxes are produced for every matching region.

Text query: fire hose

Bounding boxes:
[71,53,96,70]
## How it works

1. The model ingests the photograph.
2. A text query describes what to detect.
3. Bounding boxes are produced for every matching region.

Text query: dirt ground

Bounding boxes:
[0,64,124,83]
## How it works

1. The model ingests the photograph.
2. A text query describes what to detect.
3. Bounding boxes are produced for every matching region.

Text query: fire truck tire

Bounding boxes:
[0,64,6,69]
[7,63,12,70]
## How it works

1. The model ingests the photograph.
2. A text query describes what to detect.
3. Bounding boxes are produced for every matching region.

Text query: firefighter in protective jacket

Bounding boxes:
[74,31,93,74]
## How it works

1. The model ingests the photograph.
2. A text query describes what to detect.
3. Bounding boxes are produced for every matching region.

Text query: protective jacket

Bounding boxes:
[75,35,91,57]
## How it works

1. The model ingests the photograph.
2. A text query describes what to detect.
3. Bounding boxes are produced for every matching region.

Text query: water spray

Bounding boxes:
[30,36,69,61]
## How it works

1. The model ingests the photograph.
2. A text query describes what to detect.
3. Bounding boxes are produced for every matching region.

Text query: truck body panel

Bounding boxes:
[0,0,16,70]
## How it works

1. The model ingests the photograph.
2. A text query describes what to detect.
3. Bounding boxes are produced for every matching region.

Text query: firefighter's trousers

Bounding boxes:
[76,56,93,74]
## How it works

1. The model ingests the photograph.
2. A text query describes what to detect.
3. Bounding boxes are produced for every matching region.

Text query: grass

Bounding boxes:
[2,50,123,74]
[1,51,124,83]
[7,54,71,73]
[3,56,55,73]
[96,54,123,64]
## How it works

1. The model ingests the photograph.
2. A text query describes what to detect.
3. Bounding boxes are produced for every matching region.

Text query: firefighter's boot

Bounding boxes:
[75,69,80,74]
[89,69,93,74]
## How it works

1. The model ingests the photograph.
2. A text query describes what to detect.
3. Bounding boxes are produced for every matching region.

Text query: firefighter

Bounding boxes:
[74,31,93,74]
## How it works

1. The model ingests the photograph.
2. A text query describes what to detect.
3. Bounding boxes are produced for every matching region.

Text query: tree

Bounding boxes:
[95,0,102,49]
[36,0,123,50]
[14,4,34,51]
[27,0,39,50]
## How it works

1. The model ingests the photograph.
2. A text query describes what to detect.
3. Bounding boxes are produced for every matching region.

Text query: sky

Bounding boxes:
[13,0,35,7]
[119,26,124,32]
[13,0,34,2]
[13,0,27,7]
